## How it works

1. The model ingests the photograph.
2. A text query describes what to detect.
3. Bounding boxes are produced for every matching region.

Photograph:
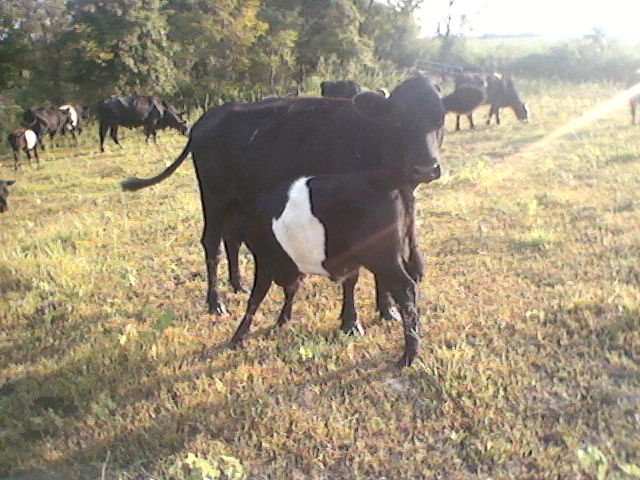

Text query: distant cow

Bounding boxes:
[231,170,423,367]
[59,104,86,140]
[628,69,640,125]
[442,86,487,131]
[454,72,528,126]
[97,95,188,152]
[121,74,445,317]
[8,129,40,170]
[484,73,529,125]
[0,180,16,213]
[320,80,361,98]
[22,106,71,150]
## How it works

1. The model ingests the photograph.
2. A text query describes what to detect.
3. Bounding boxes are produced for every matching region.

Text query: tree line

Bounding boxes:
[0,0,435,112]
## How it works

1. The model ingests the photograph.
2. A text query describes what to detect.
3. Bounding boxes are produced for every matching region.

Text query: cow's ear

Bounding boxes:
[6,180,15,186]
[354,92,390,117]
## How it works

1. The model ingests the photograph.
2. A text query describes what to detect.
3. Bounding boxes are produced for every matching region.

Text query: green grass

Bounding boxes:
[1,82,639,479]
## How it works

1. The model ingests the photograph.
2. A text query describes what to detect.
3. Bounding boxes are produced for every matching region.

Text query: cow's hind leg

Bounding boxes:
[340,271,364,335]
[33,147,40,168]
[468,113,475,129]
[13,150,19,171]
[230,258,273,345]
[275,277,301,328]
[110,125,122,148]
[455,115,461,131]
[200,194,230,315]
[223,207,247,293]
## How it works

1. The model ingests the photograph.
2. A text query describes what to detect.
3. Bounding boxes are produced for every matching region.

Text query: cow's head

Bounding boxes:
[355,73,444,184]
[160,110,189,135]
[0,180,16,213]
[504,77,529,123]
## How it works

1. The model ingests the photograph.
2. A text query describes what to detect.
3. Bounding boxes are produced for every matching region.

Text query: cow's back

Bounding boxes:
[189,98,391,196]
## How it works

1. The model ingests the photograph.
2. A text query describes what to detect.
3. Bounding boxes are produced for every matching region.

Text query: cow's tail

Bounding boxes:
[121,139,191,191]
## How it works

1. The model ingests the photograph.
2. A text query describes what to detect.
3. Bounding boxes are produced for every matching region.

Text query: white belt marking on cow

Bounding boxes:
[24,130,37,150]
[59,104,78,128]
[272,177,330,275]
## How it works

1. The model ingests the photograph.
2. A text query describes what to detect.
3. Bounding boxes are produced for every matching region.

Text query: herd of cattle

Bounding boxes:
[2,69,637,366]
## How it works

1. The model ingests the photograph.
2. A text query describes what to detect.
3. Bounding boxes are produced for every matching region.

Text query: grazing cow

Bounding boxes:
[59,104,84,140]
[0,180,16,213]
[442,86,487,131]
[8,129,40,170]
[121,74,445,317]
[453,72,529,126]
[320,80,362,98]
[98,95,188,152]
[231,170,423,367]
[484,73,529,125]
[628,69,640,125]
[22,106,71,150]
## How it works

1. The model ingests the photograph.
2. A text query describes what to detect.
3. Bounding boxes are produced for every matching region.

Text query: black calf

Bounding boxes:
[0,180,16,213]
[230,172,425,367]
[8,129,40,170]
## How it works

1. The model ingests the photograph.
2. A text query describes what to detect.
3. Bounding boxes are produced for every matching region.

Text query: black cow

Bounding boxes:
[98,95,188,152]
[628,69,640,125]
[121,74,445,317]
[231,169,423,367]
[485,73,529,125]
[320,80,362,98]
[0,180,16,213]
[453,72,528,127]
[8,128,40,170]
[22,106,71,150]
[442,86,487,131]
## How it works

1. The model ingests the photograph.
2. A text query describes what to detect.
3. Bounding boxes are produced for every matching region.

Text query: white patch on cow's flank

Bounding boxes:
[272,177,329,275]
[60,104,78,128]
[24,130,37,150]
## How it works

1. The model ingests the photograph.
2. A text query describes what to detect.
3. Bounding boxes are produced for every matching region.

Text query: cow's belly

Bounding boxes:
[271,177,329,275]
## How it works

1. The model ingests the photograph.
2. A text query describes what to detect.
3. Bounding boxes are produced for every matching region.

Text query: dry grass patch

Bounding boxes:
[1,82,639,479]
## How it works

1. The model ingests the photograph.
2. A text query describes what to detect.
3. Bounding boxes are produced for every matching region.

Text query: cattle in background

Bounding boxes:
[453,72,529,127]
[320,80,361,98]
[121,74,445,317]
[0,180,16,213]
[628,69,640,125]
[22,106,71,150]
[484,73,529,125]
[59,104,88,140]
[230,170,424,367]
[8,129,40,170]
[97,95,188,152]
[442,86,487,131]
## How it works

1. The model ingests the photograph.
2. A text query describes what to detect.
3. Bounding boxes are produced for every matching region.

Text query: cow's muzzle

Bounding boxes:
[410,163,441,183]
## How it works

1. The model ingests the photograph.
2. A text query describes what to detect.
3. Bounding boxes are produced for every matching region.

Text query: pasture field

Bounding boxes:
[1,81,639,480]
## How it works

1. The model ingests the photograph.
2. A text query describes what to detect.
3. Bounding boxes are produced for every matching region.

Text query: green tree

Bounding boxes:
[62,0,178,102]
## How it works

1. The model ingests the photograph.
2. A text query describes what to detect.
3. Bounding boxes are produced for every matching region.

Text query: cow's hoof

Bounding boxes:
[208,302,228,316]
[341,322,364,337]
[228,338,243,350]
[396,353,415,369]
[231,283,248,294]
[379,307,401,322]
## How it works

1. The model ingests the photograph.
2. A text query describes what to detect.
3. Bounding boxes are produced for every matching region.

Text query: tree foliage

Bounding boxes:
[0,0,427,111]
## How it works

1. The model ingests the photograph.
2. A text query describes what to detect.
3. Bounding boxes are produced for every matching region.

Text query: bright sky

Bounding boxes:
[415,0,640,39]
